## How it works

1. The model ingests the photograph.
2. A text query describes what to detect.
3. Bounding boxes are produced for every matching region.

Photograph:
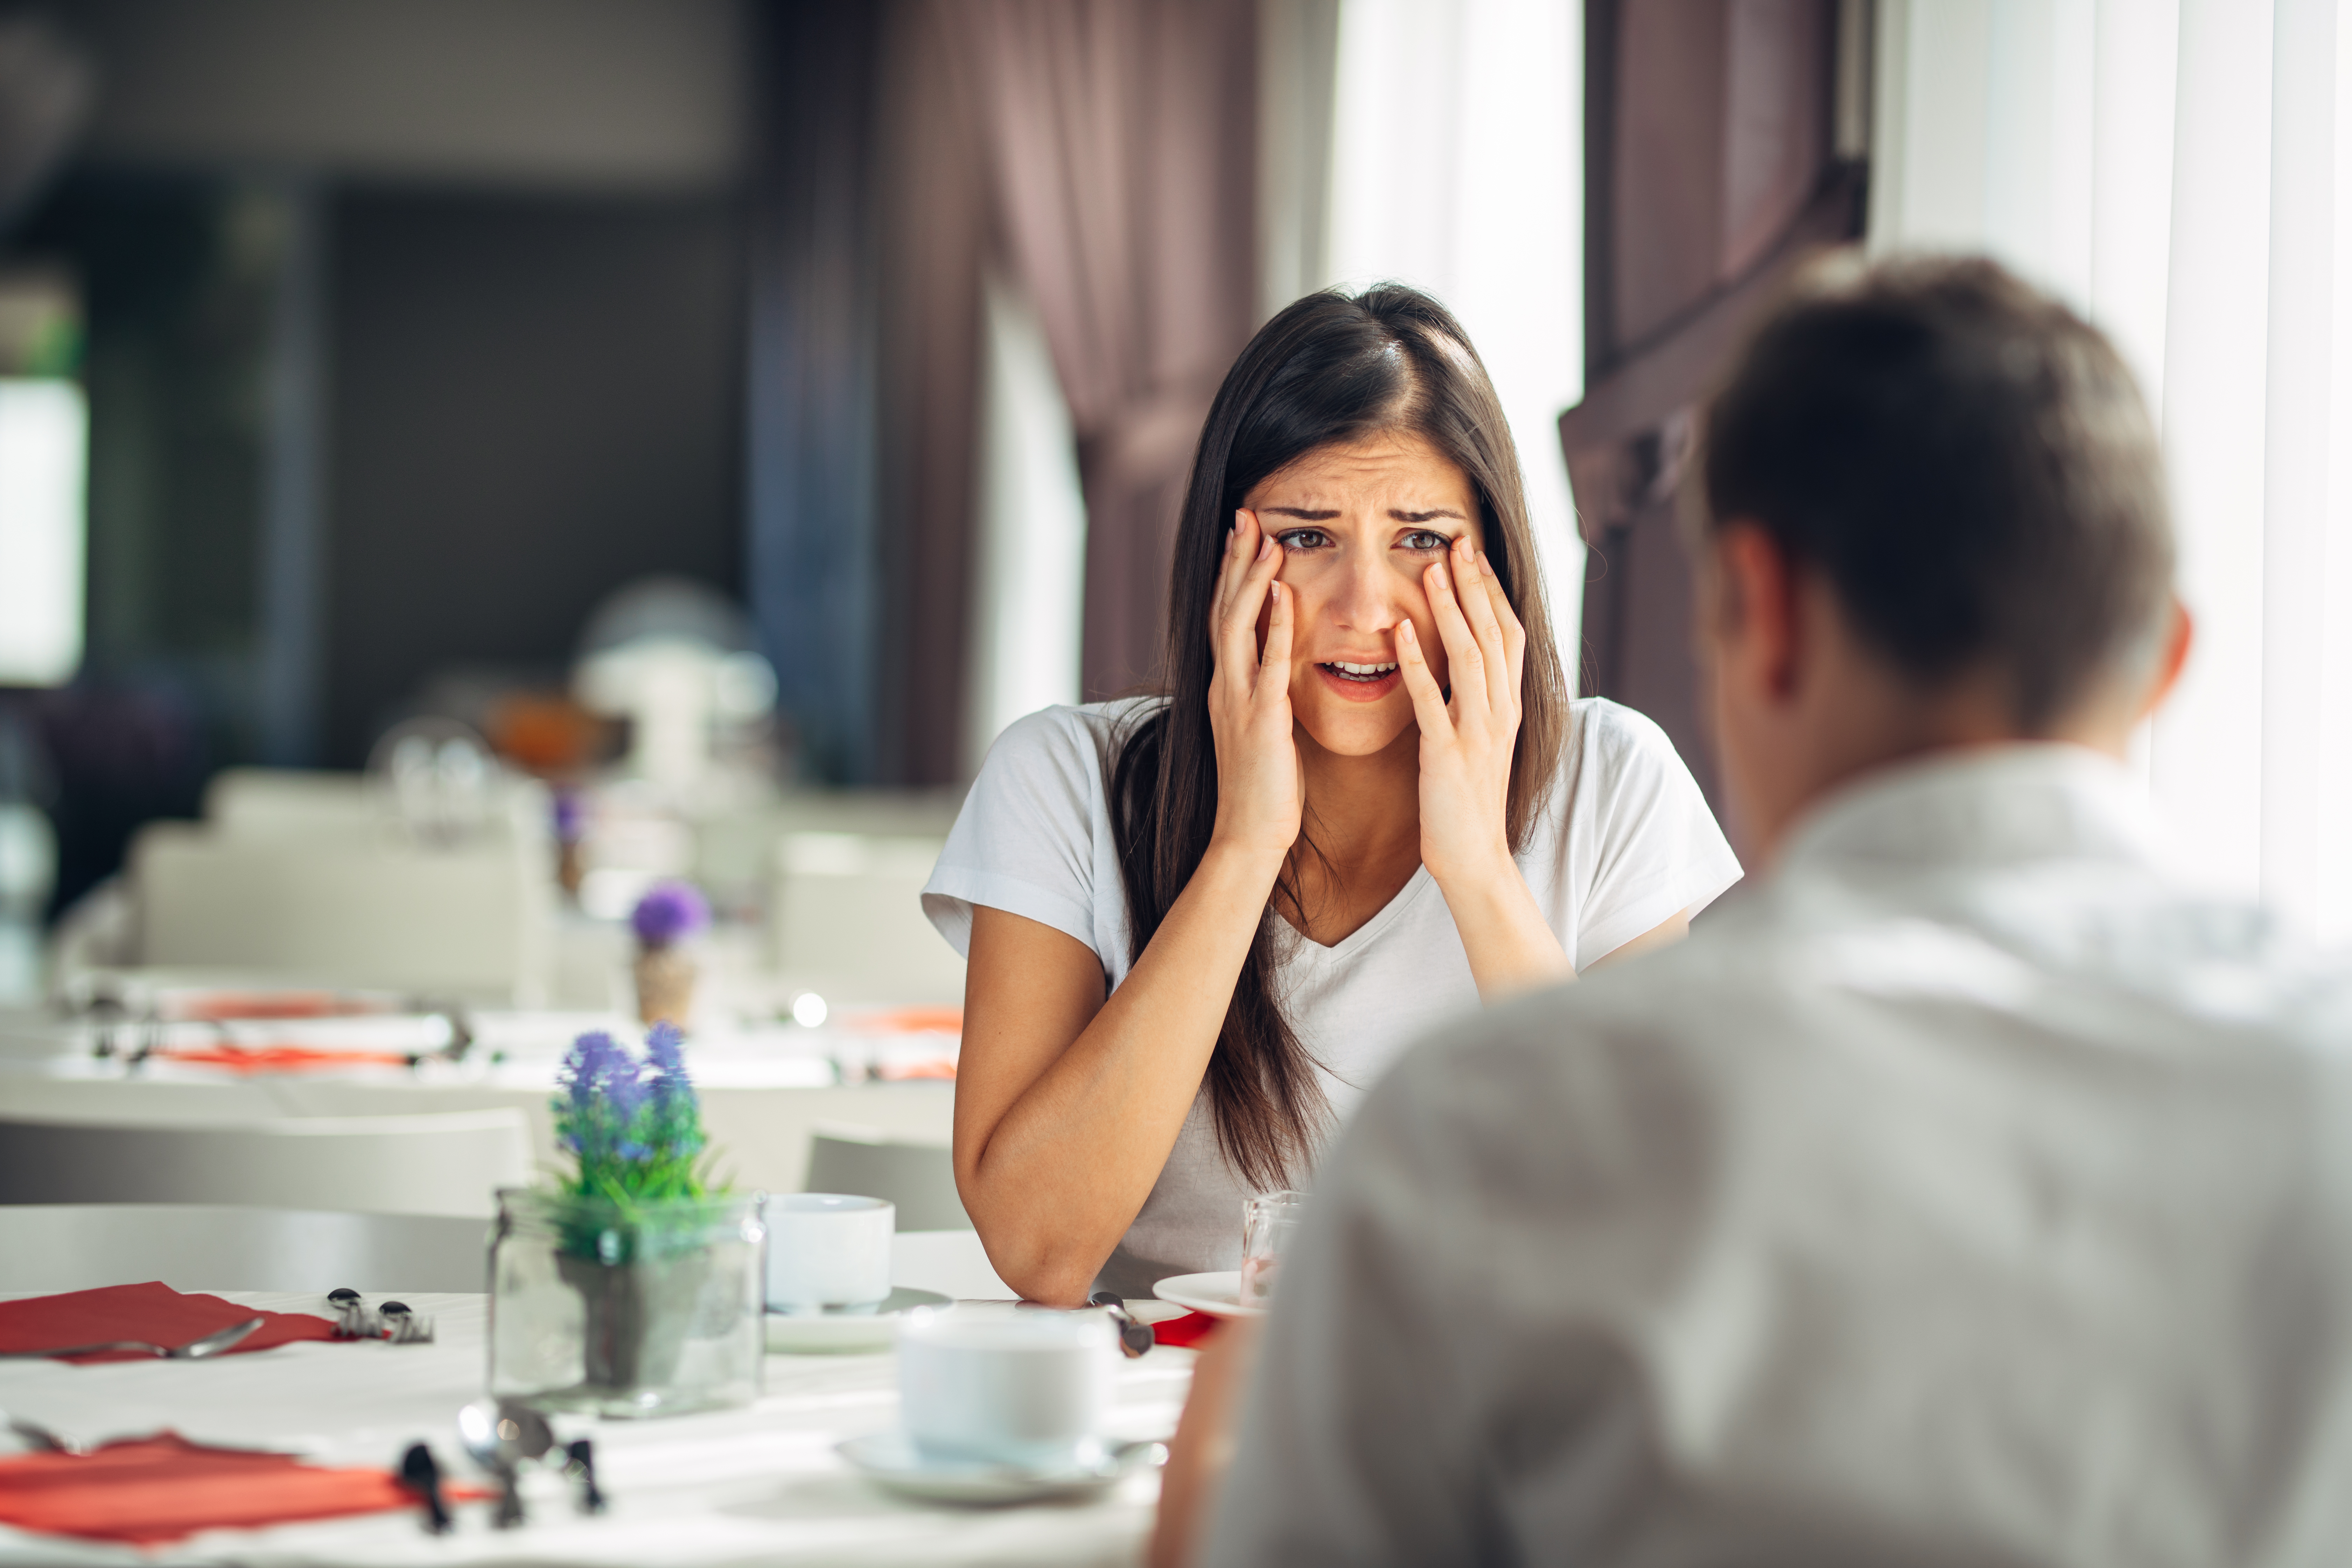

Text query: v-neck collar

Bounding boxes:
[1276,863,1436,964]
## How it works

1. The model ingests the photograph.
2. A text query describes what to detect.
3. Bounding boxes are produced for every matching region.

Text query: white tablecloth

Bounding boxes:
[0,1291,1193,1566]
[0,1009,959,1200]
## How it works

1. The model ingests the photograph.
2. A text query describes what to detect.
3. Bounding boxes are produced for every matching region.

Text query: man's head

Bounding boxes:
[1696,254,2192,860]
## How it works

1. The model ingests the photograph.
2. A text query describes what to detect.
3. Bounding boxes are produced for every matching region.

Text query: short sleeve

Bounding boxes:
[1568,701,1744,968]
[920,707,1109,962]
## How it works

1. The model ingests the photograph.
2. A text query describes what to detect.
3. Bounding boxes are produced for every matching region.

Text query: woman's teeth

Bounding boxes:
[1323,661,1398,682]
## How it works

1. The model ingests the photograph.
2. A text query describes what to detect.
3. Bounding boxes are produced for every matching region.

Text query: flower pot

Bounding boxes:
[633,944,698,1027]
[489,1189,763,1419]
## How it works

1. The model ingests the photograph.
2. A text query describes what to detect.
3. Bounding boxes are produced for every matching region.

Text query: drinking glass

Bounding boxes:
[1240,1190,1307,1306]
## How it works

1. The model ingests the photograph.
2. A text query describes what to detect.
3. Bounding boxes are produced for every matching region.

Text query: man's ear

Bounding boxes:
[1713,521,1802,703]
[2136,597,2193,722]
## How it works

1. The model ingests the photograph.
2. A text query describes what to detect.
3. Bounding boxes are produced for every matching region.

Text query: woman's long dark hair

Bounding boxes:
[1110,285,1570,1190]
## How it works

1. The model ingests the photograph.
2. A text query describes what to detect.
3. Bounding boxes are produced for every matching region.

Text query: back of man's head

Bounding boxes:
[1702,256,2174,732]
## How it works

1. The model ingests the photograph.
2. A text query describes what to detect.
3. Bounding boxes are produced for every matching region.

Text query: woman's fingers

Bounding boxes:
[1395,620,1454,740]
[1480,551,1529,702]
[1209,510,1254,644]
[1216,520,1278,693]
[1451,539,1515,713]
[1256,580,1294,699]
[1422,556,1486,714]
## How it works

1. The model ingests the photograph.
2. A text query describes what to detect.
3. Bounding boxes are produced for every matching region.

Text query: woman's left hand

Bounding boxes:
[1397,535,1528,890]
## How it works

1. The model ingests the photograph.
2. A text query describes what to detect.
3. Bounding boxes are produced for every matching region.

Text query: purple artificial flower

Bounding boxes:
[558,1031,626,1114]
[602,1062,651,1126]
[645,1020,687,1085]
[631,880,710,948]
[552,788,587,846]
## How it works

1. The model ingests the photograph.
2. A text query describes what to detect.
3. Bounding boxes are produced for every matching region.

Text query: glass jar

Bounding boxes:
[488,1188,765,1418]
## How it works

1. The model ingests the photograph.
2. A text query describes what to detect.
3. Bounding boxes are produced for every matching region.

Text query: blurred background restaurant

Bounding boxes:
[0,0,2347,1208]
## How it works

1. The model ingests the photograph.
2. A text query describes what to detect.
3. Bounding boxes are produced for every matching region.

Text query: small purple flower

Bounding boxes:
[603,1064,650,1126]
[558,1031,626,1113]
[645,1021,689,1094]
[631,881,710,948]
[552,789,586,846]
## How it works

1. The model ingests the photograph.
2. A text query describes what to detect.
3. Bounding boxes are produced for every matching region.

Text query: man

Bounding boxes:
[1179,256,2352,1566]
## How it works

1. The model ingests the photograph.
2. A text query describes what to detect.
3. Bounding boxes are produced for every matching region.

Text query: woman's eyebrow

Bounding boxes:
[1260,506,1341,520]
[1391,508,1467,523]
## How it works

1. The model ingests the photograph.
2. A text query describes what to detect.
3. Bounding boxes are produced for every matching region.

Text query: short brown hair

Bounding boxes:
[1702,255,2174,729]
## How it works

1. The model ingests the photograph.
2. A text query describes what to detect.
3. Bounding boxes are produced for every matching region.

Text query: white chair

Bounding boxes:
[770,831,965,1004]
[201,769,377,839]
[129,821,554,1003]
[0,1107,530,1219]
[0,1204,489,1293]
[804,1128,968,1232]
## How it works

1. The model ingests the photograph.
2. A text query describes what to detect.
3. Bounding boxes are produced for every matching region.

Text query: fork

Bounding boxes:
[0,1315,265,1361]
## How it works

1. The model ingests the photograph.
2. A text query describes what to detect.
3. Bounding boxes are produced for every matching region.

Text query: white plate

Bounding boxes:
[764,1287,953,1353]
[835,1430,1162,1506]
[1151,1271,1263,1320]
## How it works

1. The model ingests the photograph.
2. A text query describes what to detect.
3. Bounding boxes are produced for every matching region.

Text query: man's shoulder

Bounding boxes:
[1358,932,1776,1197]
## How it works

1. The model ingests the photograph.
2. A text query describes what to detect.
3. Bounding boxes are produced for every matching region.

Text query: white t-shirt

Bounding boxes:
[921,695,1743,1296]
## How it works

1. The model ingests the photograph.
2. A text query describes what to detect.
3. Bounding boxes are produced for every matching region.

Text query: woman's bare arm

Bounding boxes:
[955,512,1303,1307]
[956,844,1284,1305]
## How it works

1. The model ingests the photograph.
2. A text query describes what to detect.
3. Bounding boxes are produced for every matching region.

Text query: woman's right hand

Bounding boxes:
[1206,509,1303,865]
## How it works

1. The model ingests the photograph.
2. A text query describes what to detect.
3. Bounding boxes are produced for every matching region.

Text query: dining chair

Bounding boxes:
[770,831,966,1004]
[0,1107,531,1219]
[128,821,554,1004]
[803,1130,968,1232]
[0,1204,489,1293]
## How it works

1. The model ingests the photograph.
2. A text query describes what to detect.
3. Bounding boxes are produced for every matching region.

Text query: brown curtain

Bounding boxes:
[1563,0,1863,819]
[950,0,1262,701]
[871,4,989,785]
[868,0,1261,777]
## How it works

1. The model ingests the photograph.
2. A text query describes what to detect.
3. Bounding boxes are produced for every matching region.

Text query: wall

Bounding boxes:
[325,189,745,765]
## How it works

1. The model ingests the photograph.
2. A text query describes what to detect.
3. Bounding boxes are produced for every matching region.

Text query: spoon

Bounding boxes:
[458,1398,555,1528]
[0,1316,265,1361]
[1087,1291,1155,1358]
[1,1411,74,1453]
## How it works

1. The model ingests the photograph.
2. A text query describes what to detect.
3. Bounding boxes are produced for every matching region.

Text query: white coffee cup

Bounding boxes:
[765,1193,895,1312]
[897,1309,1116,1468]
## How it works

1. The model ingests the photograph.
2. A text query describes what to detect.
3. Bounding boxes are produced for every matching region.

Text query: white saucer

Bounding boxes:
[764,1287,954,1353]
[835,1430,1163,1506]
[1151,1270,1263,1320]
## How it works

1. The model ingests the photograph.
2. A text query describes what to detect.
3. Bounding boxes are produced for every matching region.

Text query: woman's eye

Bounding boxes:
[1400,531,1450,553]
[1275,530,1330,552]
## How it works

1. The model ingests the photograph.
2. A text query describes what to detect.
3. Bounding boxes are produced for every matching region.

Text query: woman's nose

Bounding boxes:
[1328,549,1400,631]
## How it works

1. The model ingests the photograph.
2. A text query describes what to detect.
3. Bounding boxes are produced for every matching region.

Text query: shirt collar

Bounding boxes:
[1777,743,2165,876]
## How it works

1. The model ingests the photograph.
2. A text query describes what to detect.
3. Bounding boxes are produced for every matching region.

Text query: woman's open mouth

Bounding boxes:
[1315,660,1401,700]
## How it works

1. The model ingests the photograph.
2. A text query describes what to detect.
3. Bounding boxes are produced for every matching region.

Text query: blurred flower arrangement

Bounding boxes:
[552,1021,715,1210]
[630,881,709,1027]
[491,1021,759,1415]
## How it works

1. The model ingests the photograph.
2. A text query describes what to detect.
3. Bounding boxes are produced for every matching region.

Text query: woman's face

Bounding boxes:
[1240,432,1488,758]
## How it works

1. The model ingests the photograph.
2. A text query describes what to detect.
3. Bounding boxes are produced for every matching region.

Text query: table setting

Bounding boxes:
[0,1023,1207,1565]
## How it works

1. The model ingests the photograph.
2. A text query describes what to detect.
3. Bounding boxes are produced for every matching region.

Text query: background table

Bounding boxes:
[0,1009,958,1201]
[0,1289,1194,1566]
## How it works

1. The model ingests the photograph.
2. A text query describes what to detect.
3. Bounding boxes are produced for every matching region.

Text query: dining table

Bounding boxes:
[0,1286,1197,1566]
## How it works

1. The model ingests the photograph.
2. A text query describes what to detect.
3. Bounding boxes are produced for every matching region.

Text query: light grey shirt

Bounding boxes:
[1207,744,2352,1567]
[923,696,1742,1298]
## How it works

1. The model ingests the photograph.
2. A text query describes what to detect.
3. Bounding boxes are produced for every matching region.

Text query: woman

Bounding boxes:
[922,286,1740,1305]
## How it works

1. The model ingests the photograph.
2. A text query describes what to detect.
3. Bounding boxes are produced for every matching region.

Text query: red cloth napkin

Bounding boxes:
[0,1433,473,1546]
[0,1282,338,1364]
[152,1044,414,1073]
[1153,1310,1221,1349]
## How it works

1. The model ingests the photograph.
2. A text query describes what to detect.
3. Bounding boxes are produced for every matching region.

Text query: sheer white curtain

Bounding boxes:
[1324,0,1586,673]
[1872,0,2352,945]
[962,269,1089,777]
